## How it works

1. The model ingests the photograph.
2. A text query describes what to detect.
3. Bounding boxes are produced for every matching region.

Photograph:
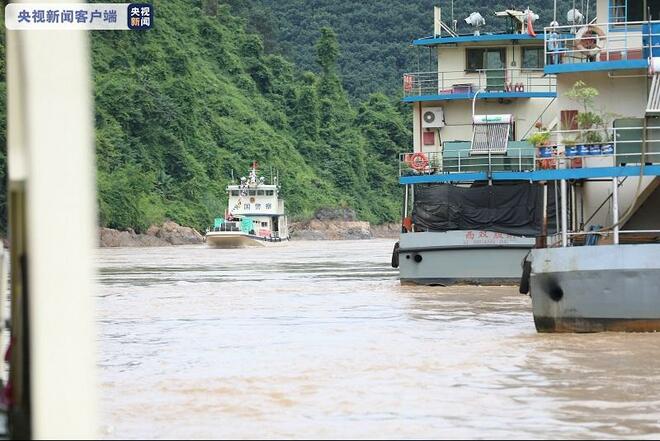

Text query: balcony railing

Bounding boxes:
[544,20,660,69]
[402,68,556,99]
[399,126,660,176]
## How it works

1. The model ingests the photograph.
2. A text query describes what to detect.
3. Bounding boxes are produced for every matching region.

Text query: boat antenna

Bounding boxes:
[231,169,234,183]
[554,0,557,24]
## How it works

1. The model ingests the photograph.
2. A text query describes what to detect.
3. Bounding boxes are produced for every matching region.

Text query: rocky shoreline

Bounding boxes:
[99,213,399,248]
[289,208,398,240]
[99,221,204,247]
[289,220,398,240]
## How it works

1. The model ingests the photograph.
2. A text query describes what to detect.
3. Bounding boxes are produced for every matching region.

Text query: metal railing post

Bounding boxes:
[561,179,568,247]
[612,177,620,244]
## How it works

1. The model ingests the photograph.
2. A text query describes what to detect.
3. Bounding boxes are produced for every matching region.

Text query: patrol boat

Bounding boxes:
[205,163,289,248]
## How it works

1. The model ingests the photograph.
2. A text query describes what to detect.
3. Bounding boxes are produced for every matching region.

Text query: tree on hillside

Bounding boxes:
[316,27,340,75]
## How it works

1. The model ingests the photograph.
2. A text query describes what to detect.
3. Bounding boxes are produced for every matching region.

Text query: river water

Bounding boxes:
[96,239,660,439]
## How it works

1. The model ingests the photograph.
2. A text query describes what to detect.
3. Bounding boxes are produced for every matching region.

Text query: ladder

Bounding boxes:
[646,73,660,115]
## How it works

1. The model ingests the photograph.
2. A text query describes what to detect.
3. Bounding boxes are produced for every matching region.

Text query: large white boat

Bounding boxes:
[205,163,290,248]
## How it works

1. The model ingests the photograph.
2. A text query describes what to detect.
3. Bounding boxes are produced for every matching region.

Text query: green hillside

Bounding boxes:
[243,0,578,99]
[0,0,411,233]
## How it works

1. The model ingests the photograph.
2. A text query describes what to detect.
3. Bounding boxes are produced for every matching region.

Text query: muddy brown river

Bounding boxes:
[96,239,660,439]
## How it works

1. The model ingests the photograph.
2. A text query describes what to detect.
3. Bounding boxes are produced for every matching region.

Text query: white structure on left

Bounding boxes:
[6,0,98,438]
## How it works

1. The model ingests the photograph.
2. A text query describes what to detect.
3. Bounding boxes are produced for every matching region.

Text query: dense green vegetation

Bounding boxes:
[0,0,588,233]
[241,0,578,99]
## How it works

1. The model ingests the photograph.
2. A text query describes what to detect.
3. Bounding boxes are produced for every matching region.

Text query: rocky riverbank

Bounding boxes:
[289,208,398,240]
[99,221,203,247]
[99,211,399,247]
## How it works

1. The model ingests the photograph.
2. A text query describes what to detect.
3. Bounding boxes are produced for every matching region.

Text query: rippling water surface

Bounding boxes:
[96,239,660,439]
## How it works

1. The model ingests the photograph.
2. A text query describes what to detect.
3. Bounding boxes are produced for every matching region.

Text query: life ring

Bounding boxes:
[409,152,429,171]
[402,216,413,233]
[403,74,414,92]
[575,25,606,58]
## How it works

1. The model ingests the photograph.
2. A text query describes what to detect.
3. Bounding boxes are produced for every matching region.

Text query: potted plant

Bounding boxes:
[567,81,600,157]
[528,122,554,169]
[529,130,551,150]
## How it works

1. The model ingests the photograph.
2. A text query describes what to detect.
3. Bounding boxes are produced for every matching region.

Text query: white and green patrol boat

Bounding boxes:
[205,163,289,248]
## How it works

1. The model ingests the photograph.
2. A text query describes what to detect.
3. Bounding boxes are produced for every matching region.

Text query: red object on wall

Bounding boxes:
[423,130,435,145]
[560,110,579,130]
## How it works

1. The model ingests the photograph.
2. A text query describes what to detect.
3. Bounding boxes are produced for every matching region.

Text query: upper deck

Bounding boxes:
[544,21,659,74]
[403,68,556,102]
[413,33,544,47]
[404,10,556,103]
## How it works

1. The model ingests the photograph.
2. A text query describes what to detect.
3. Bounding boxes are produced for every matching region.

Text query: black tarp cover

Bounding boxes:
[413,182,557,236]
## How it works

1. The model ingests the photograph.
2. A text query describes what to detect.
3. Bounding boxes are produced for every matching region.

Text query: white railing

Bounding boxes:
[544,20,660,66]
[399,126,660,176]
[402,68,556,98]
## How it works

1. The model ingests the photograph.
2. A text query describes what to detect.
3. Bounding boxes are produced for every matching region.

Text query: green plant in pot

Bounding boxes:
[567,81,601,155]
[528,130,551,147]
[528,127,552,159]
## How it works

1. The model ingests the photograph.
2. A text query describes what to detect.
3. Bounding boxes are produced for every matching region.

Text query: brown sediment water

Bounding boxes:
[96,239,660,439]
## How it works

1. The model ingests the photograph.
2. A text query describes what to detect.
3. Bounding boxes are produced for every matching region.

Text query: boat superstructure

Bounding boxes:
[205,163,289,248]
[522,0,660,332]
[394,6,559,285]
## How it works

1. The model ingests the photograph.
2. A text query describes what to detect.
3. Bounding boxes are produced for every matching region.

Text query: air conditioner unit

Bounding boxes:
[422,107,445,128]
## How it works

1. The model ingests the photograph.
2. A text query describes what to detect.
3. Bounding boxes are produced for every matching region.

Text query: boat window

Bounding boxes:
[257,190,265,195]
[521,47,544,69]
[610,0,645,22]
[255,204,261,210]
[261,222,268,227]
[466,48,505,72]
[231,190,239,196]
[248,190,256,196]
[266,190,274,196]
[244,203,250,210]
[266,203,272,210]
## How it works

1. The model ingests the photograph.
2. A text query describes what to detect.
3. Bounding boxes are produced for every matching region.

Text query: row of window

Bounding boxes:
[230,190,275,196]
[243,203,272,211]
[466,47,544,71]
